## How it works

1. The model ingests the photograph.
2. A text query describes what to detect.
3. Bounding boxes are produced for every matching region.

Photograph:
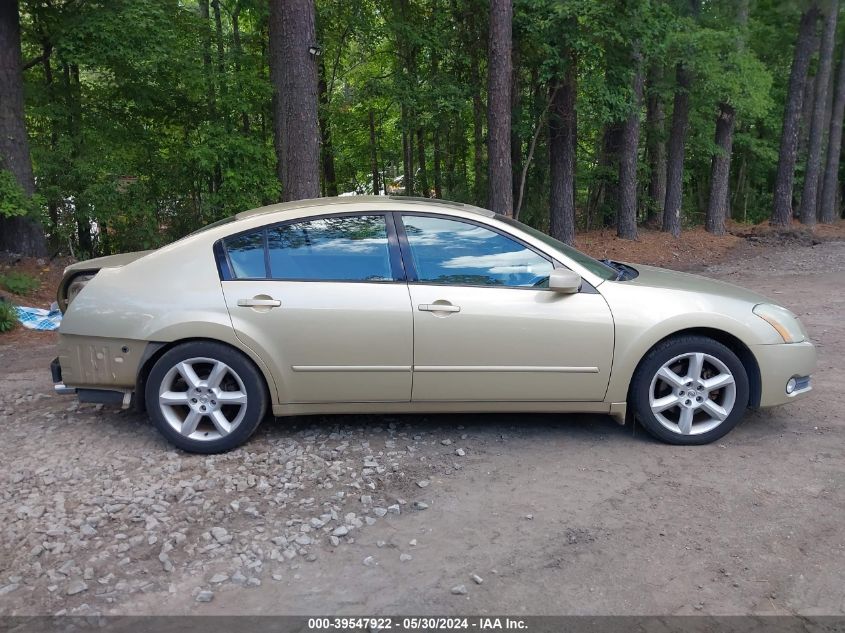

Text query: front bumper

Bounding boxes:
[753,340,817,407]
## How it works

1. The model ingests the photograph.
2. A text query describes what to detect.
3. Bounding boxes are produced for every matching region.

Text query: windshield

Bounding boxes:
[496,216,617,280]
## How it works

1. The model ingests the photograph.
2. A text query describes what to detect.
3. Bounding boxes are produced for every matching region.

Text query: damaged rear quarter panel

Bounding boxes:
[57,237,279,399]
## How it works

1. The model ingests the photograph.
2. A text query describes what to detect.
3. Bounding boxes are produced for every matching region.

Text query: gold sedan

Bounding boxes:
[52,197,816,452]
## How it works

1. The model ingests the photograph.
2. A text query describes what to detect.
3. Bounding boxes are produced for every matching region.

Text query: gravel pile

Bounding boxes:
[0,391,469,615]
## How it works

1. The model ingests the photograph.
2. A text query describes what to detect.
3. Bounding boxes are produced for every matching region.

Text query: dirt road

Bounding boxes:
[1,238,843,617]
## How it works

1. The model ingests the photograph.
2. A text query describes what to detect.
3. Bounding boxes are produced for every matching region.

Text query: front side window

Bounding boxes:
[401,215,553,287]
[496,215,616,280]
[267,215,393,282]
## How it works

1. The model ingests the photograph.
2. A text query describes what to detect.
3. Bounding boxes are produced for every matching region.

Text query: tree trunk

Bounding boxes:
[705,105,736,235]
[799,0,837,225]
[368,109,380,195]
[487,0,513,215]
[318,59,338,196]
[705,0,746,235]
[817,39,837,214]
[510,41,522,208]
[646,65,666,222]
[467,6,484,205]
[198,0,215,116]
[548,57,577,246]
[269,0,321,201]
[433,124,443,198]
[0,0,46,256]
[820,41,845,222]
[65,63,93,255]
[772,4,821,226]
[617,50,644,240]
[41,38,60,253]
[401,106,414,195]
[472,82,484,205]
[445,123,457,194]
[586,124,621,230]
[416,128,430,197]
[798,62,817,159]
[662,63,691,237]
[731,152,747,220]
[391,0,416,196]
[230,6,251,134]
[432,55,444,199]
[211,0,228,130]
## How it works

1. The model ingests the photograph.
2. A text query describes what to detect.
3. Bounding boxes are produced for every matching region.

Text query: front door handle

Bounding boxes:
[418,303,460,313]
[237,298,281,307]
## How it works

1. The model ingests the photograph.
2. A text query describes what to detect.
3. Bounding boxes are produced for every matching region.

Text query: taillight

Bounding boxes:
[64,273,95,308]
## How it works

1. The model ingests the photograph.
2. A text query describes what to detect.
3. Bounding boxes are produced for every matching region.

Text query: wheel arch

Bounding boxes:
[626,327,762,409]
[134,337,275,412]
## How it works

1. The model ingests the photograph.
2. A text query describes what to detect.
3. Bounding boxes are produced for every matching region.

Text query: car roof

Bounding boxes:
[234,196,495,221]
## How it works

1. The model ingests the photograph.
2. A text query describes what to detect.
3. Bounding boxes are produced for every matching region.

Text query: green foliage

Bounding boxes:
[13,0,828,252]
[0,271,40,296]
[0,301,18,333]
[0,171,42,219]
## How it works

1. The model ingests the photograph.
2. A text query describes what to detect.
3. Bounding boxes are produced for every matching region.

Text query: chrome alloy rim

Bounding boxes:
[648,352,736,436]
[158,357,248,441]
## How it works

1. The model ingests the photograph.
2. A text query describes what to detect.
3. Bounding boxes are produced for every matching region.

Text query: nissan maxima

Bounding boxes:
[51,196,816,453]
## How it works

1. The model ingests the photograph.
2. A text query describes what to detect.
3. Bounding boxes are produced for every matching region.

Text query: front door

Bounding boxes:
[399,214,614,402]
[219,213,413,403]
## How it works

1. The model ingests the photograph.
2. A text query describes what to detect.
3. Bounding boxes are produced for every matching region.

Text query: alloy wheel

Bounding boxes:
[648,352,737,436]
[157,357,248,441]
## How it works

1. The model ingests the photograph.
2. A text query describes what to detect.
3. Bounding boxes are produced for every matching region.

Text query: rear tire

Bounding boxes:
[629,335,749,445]
[145,341,268,453]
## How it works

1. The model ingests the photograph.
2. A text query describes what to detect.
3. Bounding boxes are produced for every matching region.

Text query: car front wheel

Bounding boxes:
[630,335,750,445]
[145,341,268,453]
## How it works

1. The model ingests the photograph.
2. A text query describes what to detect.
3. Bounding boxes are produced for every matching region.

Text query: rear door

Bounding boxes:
[397,213,614,402]
[218,212,413,404]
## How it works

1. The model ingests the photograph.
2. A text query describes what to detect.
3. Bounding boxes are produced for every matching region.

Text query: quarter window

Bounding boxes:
[223,231,266,279]
[401,215,553,287]
[267,215,393,282]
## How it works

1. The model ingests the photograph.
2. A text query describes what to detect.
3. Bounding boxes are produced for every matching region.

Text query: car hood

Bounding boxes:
[620,263,772,304]
[64,250,155,274]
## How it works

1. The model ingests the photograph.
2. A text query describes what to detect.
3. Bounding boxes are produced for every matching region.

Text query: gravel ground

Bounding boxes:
[0,238,843,617]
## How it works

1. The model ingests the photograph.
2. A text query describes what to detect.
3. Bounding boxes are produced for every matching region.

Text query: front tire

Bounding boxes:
[145,341,268,453]
[629,335,750,445]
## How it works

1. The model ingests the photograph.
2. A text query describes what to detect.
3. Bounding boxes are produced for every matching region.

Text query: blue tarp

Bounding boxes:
[14,304,62,331]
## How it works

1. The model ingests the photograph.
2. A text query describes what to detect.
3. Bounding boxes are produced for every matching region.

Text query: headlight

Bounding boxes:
[66,274,95,307]
[753,303,806,343]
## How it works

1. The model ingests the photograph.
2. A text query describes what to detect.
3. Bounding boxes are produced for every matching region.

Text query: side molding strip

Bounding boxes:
[291,365,412,372]
[413,366,600,373]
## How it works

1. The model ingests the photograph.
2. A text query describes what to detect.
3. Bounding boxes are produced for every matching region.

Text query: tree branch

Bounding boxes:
[515,86,557,220]
[23,51,50,71]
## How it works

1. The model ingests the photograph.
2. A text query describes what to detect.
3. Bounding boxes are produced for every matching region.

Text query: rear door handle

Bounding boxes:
[418,303,460,313]
[237,298,281,307]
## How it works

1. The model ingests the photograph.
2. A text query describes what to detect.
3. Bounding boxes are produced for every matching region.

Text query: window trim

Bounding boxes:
[395,211,566,291]
[216,211,406,284]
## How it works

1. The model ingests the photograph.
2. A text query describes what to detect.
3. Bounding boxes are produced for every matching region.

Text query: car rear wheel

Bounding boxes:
[145,341,268,453]
[630,335,750,445]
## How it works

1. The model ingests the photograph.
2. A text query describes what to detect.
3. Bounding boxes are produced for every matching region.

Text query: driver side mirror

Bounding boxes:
[548,268,581,294]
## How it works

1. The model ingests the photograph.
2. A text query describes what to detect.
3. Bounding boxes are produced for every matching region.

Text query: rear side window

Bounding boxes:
[221,214,394,282]
[268,215,392,281]
[223,231,265,279]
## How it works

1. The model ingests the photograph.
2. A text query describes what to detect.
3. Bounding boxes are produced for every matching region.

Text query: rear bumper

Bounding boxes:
[50,355,133,407]
[51,356,76,394]
[753,340,817,407]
